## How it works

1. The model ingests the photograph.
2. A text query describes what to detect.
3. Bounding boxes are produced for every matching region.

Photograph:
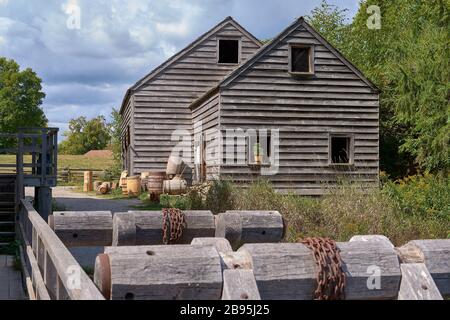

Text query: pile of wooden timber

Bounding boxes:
[92,236,450,300]
[49,210,284,248]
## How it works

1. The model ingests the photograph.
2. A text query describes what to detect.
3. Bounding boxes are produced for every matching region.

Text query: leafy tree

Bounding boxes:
[0,57,47,147]
[59,116,111,155]
[307,0,449,175]
[306,0,350,49]
[108,108,123,175]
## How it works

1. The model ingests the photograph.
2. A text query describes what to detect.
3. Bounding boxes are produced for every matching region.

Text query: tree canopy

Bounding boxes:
[59,116,111,155]
[0,57,47,142]
[307,0,450,175]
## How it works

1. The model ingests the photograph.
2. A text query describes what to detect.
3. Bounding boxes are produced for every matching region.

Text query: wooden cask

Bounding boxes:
[146,172,165,201]
[94,245,223,300]
[126,176,141,197]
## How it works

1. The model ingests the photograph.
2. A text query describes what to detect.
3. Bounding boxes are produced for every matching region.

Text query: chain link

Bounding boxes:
[162,208,186,245]
[299,237,346,300]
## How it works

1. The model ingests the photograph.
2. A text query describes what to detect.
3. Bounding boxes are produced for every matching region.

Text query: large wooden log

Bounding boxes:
[215,211,284,249]
[396,239,450,297]
[238,241,401,300]
[94,245,223,300]
[49,211,113,247]
[112,211,215,246]
[398,263,443,300]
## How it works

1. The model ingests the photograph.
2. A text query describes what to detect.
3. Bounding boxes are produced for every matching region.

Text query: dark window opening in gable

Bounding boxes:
[331,137,351,164]
[291,46,312,73]
[218,39,239,64]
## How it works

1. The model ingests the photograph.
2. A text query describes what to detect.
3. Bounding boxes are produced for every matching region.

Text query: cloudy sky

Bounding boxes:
[0,0,359,140]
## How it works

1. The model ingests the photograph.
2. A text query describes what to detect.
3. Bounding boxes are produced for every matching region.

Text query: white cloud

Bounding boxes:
[0,0,358,142]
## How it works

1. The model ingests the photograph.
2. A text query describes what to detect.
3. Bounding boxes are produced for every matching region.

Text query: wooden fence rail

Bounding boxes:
[17,199,105,300]
[57,168,104,183]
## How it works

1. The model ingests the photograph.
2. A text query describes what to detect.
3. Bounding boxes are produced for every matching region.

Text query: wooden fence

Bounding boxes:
[57,168,104,184]
[17,199,104,300]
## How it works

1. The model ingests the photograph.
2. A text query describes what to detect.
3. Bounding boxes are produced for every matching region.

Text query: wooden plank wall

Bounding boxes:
[129,22,261,175]
[192,94,221,179]
[120,98,134,172]
[218,26,380,195]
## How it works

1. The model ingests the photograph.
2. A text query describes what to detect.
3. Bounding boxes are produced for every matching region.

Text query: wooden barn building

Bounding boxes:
[120,16,379,195]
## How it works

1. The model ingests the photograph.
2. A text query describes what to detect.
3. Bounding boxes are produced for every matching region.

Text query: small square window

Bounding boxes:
[218,39,239,64]
[290,45,314,74]
[331,136,351,164]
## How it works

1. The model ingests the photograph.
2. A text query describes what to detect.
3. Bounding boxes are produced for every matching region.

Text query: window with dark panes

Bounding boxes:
[291,46,311,73]
[218,39,239,64]
[331,137,351,164]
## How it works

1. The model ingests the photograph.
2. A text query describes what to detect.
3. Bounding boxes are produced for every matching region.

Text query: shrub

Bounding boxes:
[205,180,234,214]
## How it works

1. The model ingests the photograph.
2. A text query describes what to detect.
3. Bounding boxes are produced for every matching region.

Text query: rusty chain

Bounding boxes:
[162,208,186,245]
[299,237,346,300]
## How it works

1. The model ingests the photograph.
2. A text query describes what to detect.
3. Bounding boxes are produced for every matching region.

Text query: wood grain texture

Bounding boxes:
[50,211,113,247]
[222,269,261,300]
[95,245,223,300]
[396,239,450,297]
[112,211,216,246]
[398,263,443,300]
[238,241,401,300]
[121,19,261,174]
[215,211,284,249]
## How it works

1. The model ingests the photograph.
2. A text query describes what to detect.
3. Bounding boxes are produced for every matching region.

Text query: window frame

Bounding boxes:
[217,37,241,65]
[328,133,355,166]
[288,44,315,76]
[247,131,272,166]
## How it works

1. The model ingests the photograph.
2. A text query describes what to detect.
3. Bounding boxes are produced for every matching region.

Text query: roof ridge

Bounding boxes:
[216,16,378,92]
[120,16,261,114]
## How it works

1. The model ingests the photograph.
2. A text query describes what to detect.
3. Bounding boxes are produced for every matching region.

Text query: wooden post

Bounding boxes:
[215,211,284,250]
[94,245,223,300]
[35,187,52,222]
[49,211,113,247]
[83,171,93,192]
[398,263,443,300]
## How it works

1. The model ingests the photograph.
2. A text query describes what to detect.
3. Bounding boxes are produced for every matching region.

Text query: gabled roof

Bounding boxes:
[190,17,379,109]
[120,16,262,114]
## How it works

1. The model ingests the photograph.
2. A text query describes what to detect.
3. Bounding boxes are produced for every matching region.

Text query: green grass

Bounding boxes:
[0,154,114,171]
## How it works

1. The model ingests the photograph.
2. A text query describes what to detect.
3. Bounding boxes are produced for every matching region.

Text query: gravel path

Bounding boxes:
[25,186,141,213]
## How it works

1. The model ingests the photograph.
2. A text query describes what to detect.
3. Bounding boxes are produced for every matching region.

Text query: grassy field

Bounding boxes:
[0,154,114,172]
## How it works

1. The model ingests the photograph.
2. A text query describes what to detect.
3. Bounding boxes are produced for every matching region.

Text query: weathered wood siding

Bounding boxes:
[129,22,261,174]
[218,25,379,195]
[192,93,221,179]
[120,97,134,172]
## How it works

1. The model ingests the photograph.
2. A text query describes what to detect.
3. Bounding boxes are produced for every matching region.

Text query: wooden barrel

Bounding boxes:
[146,172,165,201]
[83,171,93,192]
[166,156,182,176]
[126,176,141,197]
[94,181,102,191]
[163,177,187,195]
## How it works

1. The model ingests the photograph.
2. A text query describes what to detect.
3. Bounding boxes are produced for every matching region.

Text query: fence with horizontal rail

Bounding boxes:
[17,199,105,300]
[16,202,450,300]
[57,168,104,184]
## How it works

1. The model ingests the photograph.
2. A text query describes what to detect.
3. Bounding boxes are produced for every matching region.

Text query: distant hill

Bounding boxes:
[84,150,113,158]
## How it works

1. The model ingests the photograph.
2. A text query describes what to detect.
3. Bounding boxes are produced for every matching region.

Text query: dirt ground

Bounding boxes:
[25,186,141,212]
